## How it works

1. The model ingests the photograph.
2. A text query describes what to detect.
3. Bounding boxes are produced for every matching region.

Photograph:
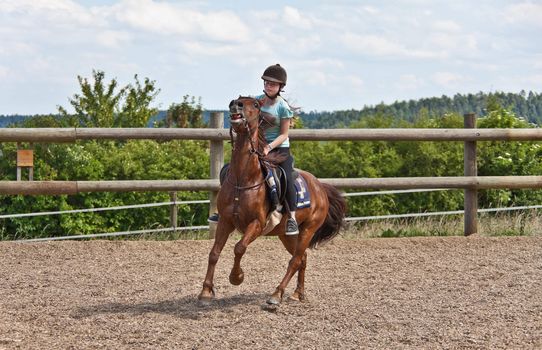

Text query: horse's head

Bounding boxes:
[229,96,261,130]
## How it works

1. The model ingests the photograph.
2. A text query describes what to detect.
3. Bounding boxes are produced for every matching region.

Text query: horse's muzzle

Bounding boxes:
[229,99,244,124]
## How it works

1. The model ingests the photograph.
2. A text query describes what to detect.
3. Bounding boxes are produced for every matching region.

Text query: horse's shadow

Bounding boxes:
[72,293,269,320]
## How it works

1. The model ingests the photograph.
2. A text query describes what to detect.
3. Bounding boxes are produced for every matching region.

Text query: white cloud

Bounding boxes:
[95,30,131,48]
[303,70,328,86]
[110,0,250,42]
[341,33,405,56]
[180,41,237,57]
[523,74,542,85]
[432,20,462,33]
[0,65,8,79]
[291,35,321,53]
[283,6,312,29]
[346,76,364,90]
[395,74,424,90]
[0,0,100,26]
[341,32,443,59]
[298,59,345,69]
[429,33,477,52]
[505,2,542,26]
[432,72,465,87]
[362,6,379,15]
[0,41,35,56]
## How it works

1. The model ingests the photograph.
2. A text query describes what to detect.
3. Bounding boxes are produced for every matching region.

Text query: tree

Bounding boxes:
[161,95,204,128]
[117,75,160,127]
[58,70,160,127]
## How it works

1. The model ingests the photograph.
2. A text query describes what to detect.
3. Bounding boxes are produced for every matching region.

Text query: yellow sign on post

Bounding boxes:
[17,149,34,167]
[16,147,34,181]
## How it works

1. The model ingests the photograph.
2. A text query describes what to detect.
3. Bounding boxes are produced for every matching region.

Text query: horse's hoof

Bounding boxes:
[197,297,212,307]
[261,303,279,312]
[288,291,305,302]
[229,271,244,286]
[266,294,282,305]
[197,287,216,306]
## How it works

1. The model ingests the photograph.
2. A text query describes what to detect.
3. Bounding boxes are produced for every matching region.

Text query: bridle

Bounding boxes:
[229,97,266,157]
[227,97,267,191]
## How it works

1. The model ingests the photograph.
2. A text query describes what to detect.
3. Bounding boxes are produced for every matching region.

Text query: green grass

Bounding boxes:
[342,210,542,239]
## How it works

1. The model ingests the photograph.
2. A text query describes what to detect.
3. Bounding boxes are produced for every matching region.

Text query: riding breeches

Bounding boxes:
[272,147,296,212]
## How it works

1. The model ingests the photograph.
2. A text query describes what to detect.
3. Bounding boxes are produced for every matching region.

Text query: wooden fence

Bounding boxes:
[3,112,542,236]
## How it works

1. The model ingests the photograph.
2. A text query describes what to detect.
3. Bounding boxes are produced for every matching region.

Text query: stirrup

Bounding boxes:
[286,218,299,235]
[208,213,219,223]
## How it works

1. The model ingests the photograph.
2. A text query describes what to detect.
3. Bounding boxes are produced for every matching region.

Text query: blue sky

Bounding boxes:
[1,0,541,115]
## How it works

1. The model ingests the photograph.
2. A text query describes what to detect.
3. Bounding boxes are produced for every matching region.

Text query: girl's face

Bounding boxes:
[263,80,281,96]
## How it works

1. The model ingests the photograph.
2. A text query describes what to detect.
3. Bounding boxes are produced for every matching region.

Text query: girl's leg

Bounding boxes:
[276,148,298,235]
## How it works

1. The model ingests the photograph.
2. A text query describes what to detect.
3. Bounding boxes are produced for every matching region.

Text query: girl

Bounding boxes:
[209,63,298,235]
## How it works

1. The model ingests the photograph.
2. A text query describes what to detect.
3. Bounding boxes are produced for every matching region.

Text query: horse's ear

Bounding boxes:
[256,98,264,107]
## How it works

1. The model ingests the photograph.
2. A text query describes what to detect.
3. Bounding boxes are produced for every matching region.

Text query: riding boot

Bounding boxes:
[286,217,299,235]
[208,213,219,223]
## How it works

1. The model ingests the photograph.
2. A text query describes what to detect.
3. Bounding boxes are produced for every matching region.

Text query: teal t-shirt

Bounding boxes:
[257,94,294,148]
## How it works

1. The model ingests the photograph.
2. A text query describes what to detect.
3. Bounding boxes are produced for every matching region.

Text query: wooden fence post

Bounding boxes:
[209,112,224,239]
[464,113,478,236]
[169,191,177,233]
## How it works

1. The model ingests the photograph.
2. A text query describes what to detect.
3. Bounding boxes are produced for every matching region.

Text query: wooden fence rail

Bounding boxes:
[2,176,542,195]
[2,112,542,236]
[4,127,542,142]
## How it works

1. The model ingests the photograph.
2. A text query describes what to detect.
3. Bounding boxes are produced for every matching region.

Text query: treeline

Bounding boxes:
[300,91,542,128]
[5,91,542,130]
[0,115,28,127]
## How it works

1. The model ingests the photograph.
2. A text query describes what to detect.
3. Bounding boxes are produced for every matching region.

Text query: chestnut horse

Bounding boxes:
[198,96,347,306]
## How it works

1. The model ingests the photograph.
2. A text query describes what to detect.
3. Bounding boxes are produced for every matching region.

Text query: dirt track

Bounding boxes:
[1,235,541,349]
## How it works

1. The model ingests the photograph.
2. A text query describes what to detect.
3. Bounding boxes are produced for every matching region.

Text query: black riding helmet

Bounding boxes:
[261,64,287,86]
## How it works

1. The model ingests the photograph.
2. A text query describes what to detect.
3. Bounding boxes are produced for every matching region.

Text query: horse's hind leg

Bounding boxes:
[290,252,307,301]
[230,220,262,286]
[268,230,314,305]
[278,235,307,301]
[198,221,234,304]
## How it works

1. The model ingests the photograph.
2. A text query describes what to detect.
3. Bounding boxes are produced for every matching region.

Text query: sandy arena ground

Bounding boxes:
[1,235,541,349]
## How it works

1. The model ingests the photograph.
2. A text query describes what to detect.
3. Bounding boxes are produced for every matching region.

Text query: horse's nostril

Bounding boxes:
[237,102,244,108]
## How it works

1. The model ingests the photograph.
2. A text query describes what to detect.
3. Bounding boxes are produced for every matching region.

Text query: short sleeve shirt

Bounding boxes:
[256,94,294,148]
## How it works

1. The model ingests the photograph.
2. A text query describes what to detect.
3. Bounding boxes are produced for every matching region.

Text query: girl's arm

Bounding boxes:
[264,118,291,154]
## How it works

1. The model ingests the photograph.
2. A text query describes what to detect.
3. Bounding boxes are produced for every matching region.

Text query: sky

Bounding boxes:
[1,0,541,115]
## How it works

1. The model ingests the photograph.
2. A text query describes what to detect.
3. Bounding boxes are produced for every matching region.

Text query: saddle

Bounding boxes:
[219,163,308,212]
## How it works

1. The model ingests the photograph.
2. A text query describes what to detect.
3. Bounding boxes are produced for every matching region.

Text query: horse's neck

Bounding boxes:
[230,133,262,183]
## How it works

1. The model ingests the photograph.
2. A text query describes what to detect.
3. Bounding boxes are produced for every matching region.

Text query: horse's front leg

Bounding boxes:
[229,220,262,285]
[198,220,234,305]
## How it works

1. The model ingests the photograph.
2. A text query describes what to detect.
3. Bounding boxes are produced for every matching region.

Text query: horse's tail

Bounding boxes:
[309,183,347,249]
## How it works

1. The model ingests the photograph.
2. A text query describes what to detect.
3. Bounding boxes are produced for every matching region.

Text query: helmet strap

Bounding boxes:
[263,90,280,99]
[262,84,285,99]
